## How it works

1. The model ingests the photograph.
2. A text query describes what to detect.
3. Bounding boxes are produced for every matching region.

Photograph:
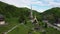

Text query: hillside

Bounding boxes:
[0,1,60,34]
[0,1,42,34]
[42,7,60,24]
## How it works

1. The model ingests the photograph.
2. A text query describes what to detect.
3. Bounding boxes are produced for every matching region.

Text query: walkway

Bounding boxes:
[4,23,22,34]
[43,20,60,31]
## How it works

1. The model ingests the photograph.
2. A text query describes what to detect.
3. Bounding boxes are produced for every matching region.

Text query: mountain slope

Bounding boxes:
[42,7,60,24]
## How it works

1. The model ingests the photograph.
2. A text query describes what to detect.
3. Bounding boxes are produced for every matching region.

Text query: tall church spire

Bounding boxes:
[29,5,34,22]
[30,5,33,19]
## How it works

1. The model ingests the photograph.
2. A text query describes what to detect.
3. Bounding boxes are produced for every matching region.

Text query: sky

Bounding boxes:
[0,0,60,12]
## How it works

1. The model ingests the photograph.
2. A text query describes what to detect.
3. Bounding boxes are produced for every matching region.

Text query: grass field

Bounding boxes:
[0,17,60,34]
[0,17,19,34]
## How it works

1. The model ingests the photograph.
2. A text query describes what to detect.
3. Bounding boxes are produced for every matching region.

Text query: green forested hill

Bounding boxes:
[0,1,41,18]
[0,1,42,21]
[42,7,60,24]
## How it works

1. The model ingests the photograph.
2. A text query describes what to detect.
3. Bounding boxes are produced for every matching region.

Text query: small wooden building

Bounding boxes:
[0,14,5,25]
[54,18,60,27]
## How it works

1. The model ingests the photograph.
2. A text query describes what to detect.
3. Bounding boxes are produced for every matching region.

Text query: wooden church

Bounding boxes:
[29,5,38,24]
[29,5,40,31]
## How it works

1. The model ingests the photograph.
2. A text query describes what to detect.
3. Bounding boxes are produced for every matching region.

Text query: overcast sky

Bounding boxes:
[0,0,60,12]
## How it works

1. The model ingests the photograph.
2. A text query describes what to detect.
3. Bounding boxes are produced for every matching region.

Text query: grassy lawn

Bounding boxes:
[8,24,29,34]
[7,21,44,34]
[0,18,60,34]
[0,17,19,34]
[8,21,42,34]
